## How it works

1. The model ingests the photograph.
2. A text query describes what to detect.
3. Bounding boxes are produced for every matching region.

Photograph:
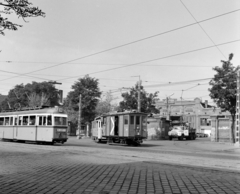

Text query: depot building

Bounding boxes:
[147,98,231,140]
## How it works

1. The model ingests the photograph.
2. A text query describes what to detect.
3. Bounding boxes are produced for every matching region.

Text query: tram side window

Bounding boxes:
[47,115,52,125]
[14,117,18,125]
[18,116,23,125]
[5,117,10,125]
[38,116,46,126]
[130,116,134,125]
[29,116,36,125]
[43,117,47,125]
[10,117,13,125]
[0,117,4,125]
[23,116,28,125]
[124,116,128,125]
[142,116,147,126]
[38,116,42,125]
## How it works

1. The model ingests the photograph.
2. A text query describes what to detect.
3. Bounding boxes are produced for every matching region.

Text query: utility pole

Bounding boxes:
[131,76,141,112]
[77,94,82,139]
[166,93,174,120]
[235,70,240,147]
[138,77,141,112]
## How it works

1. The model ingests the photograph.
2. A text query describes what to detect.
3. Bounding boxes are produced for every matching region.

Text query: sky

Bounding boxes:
[0,0,240,105]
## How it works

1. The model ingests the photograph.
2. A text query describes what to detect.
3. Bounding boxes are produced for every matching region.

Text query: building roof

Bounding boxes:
[200,102,214,108]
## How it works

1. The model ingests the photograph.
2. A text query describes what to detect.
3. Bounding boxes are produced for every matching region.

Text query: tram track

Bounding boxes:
[1,138,239,161]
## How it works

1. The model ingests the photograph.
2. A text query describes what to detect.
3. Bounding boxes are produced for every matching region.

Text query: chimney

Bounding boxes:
[205,100,208,108]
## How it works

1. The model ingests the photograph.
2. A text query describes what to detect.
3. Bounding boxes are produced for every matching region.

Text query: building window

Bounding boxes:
[200,118,211,126]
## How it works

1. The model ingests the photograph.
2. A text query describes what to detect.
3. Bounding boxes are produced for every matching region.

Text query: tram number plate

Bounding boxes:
[57,129,66,132]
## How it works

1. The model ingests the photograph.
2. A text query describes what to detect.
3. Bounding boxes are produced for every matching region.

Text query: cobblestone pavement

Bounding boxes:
[0,141,240,194]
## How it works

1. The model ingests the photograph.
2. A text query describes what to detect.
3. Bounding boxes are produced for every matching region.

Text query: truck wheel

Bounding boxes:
[178,135,184,141]
[94,137,101,143]
[190,134,194,140]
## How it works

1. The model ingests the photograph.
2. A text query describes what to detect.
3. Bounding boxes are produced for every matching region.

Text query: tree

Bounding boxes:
[64,75,101,127]
[95,92,118,116]
[118,83,160,114]
[0,81,60,110]
[0,0,45,35]
[209,53,239,143]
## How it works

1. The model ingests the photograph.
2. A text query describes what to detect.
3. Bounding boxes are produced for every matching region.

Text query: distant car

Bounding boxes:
[203,134,208,137]
[196,133,204,138]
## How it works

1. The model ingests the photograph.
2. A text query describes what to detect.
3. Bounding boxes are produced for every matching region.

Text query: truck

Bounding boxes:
[168,116,196,140]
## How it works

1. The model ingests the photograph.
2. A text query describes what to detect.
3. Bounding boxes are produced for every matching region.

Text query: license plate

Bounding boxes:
[57,129,66,132]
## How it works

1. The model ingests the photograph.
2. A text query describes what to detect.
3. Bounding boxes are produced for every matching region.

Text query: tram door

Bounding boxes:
[136,115,140,136]
[129,115,135,136]
[13,116,18,139]
[97,120,102,139]
[107,116,114,136]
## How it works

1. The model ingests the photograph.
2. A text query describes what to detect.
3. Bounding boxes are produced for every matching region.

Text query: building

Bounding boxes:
[154,97,230,136]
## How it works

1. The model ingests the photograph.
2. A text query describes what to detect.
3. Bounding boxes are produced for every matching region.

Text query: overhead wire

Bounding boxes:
[56,39,240,82]
[179,0,226,59]
[0,9,239,83]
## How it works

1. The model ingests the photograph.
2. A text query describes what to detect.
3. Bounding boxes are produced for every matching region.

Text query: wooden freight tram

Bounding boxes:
[92,111,148,145]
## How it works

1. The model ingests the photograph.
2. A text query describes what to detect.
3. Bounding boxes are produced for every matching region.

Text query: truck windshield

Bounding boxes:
[172,126,182,130]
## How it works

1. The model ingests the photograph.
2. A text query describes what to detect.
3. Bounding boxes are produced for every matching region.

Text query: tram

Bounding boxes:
[92,111,148,146]
[0,106,68,144]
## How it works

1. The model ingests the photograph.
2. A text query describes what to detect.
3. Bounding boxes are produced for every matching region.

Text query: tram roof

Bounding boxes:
[101,111,148,117]
[0,106,66,116]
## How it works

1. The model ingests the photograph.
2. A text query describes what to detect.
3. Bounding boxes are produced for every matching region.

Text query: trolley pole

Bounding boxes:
[77,94,82,139]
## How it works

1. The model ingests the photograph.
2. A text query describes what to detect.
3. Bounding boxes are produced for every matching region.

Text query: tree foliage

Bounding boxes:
[0,0,45,35]
[95,91,118,116]
[118,83,159,114]
[64,75,101,126]
[0,81,60,110]
[209,53,239,142]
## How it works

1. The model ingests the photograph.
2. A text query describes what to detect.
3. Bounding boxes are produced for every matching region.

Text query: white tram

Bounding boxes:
[0,106,68,144]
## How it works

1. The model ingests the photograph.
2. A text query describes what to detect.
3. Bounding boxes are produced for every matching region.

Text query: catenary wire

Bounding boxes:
[179,0,226,59]
[0,9,239,83]
[55,39,240,82]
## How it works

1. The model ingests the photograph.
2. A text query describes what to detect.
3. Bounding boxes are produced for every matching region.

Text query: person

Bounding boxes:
[29,118,35,125]
[47,117,52,125]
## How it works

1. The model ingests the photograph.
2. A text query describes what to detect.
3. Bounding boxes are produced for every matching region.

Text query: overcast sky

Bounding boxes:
[0,0,240,105]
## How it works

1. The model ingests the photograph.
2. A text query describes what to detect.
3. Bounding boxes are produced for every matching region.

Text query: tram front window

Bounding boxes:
[54,117,67,126]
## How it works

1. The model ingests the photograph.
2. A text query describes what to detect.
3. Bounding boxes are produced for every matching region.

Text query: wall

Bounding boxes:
[147,117,161,140]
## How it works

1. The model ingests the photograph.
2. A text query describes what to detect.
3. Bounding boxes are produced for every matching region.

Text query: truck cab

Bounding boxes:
[168,120,196,140]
